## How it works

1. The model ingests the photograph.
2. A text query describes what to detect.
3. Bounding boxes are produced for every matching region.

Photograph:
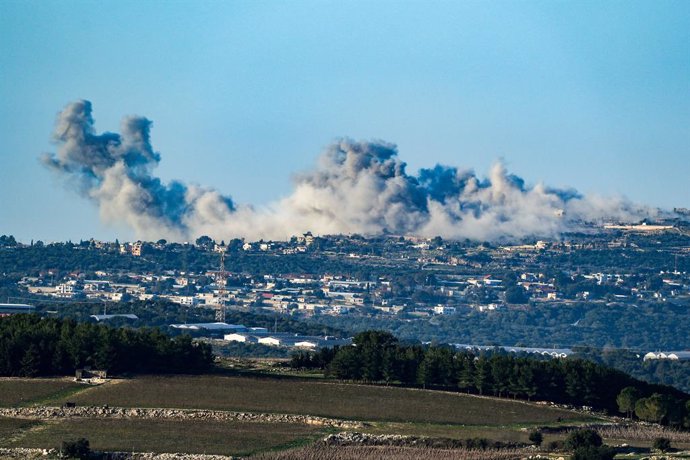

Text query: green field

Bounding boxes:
[0,417,39,442]
[4,418,323,456]
[58,375,590,425]
[0,378,84,407]
[9,375,681,459]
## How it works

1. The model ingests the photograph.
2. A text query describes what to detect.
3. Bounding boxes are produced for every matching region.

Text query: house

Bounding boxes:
[433,305,456,315]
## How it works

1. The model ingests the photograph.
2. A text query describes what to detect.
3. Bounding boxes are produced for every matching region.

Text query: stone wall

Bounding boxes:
[0,406,363,429]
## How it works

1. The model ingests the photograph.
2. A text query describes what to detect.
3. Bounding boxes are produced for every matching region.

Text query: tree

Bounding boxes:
[652,437,671,453]
[195,235,214,250]
[352,330,398,382]
[565,429,602,451]
[505,285,528,304]
[61,437,91,459]
[328,347,362,380]
[572,445,616,460]
[0,235,17,247]
[456,354,475,393]
[19,344,41,377]
[417,347,455,387]
[528,430,543,446]
[645,275,663,291]
[635,394,673,424]
[616,386,641,419]
[474,357,492,395]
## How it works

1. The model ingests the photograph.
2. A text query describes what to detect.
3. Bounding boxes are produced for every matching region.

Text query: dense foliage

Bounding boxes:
[575,348,690,394]
[313,301,690,350]
[0,315,213,376]
[292,331,690,423]
[0,242,369,277]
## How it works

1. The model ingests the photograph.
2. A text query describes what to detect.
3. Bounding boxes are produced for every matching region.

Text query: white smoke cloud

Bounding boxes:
[42,100,663,242]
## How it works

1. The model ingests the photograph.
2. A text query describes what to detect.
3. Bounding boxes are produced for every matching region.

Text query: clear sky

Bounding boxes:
[1,0,688,243]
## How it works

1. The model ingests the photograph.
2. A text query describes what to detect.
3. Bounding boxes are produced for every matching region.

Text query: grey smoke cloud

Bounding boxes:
[43,100,660,242]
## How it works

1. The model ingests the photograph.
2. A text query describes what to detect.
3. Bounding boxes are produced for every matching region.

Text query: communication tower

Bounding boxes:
[215,251,227,322]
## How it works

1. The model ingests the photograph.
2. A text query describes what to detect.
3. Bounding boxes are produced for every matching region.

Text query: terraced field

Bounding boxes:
[56,374,589,425]
[3,375,681,459]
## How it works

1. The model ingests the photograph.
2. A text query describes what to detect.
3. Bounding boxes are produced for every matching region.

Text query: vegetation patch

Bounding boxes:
[59,374,590,425]
[0,379,83,407]
[7,418,323,456]
[0,417,40,444]
[252,443,527,460]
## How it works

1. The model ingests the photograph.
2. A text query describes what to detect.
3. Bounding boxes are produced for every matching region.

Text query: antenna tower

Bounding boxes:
[215,251,227,322]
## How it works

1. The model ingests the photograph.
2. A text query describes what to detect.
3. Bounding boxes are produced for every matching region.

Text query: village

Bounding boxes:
[3,223,689,357]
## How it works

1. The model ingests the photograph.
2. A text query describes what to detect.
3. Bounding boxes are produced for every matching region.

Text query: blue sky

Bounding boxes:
[1,0,688,242]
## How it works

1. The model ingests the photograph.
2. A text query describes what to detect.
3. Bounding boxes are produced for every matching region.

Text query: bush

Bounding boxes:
[61,438,91,459]
[653,437,672,452]
[464,437,490,450]
[565,428,603,450]
[547,440,565,451]
[528,430,543,446]
[572,445,616,460]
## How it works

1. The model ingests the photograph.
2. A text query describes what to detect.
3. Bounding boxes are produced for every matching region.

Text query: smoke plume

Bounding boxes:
[43,100,660,242]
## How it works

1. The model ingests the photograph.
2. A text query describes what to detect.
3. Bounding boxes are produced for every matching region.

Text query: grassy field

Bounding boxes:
[0,378,84,407]
[5,418,324,456]
[0,417,39,442]
[57,374,591,425]
[8,374,659,458]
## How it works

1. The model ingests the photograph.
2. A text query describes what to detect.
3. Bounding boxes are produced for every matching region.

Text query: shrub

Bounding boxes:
[565,428,603,450]
[464,437,490,450]
[547,440,565,451]
[528,430,543,446]
[653,437,672,453]
[61,438,91,459]
[572,445,616,460]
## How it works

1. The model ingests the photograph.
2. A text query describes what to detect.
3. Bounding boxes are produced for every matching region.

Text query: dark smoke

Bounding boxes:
[43,100,660,241]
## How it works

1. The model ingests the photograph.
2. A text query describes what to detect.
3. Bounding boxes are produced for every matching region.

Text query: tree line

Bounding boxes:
[291,331,690,426]
[0,314,213,376]
[314,300,690,350]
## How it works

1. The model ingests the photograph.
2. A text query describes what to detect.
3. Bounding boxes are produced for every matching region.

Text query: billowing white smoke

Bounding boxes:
[43,100,659,242]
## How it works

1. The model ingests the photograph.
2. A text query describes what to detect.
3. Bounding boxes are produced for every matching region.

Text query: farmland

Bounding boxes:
[0,378,83,407]
[55,374,588,425]
[0,417,37,440]
[1,375,688,458]
[3,418,322,456]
